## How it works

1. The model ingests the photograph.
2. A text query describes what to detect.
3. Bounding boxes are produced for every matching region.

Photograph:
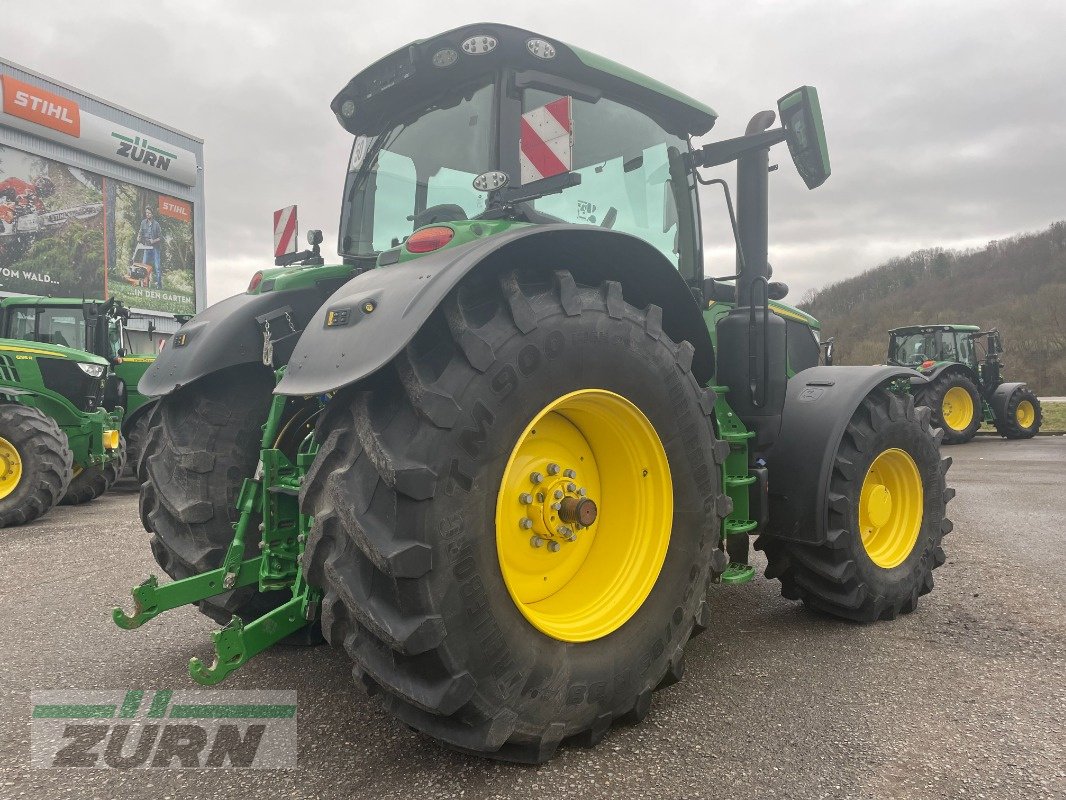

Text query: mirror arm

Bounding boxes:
[686,128,787,170]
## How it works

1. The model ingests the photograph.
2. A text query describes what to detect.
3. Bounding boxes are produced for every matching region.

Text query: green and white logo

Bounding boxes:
[30,690,296,769]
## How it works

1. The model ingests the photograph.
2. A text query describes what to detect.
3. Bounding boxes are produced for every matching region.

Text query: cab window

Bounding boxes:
[521,89,693,274]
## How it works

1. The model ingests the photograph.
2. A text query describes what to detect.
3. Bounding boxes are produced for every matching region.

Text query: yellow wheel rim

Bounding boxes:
[1015,400,1035,428]
[495,389,672,642]
[0,435,23,501]
[859,448,923,569]
[941,386,974,431]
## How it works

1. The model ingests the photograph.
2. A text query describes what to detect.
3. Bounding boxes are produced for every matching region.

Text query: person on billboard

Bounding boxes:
[137,205,163,289]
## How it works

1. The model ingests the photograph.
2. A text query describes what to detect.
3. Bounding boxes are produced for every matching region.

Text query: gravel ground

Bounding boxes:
[0,438,1063,799]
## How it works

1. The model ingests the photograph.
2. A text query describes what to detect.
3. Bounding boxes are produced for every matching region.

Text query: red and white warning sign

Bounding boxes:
[273,205,298,258]
[520,96,573,184]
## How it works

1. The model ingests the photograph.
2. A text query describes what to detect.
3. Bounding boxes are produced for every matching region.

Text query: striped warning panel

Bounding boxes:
[520,96,573,184]
[273,205,298,258]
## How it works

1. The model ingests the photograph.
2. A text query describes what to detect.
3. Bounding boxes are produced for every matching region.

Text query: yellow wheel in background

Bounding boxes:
[941,386,974,431]
[859,448,924,569]
[0,436,22,501]
[495,389,672,642]
[1015,400,1035,428]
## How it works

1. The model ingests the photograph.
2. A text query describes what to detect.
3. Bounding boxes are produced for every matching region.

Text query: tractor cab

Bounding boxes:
[887,324,980,371]
[332,24,717,290]
[0,296,131,363]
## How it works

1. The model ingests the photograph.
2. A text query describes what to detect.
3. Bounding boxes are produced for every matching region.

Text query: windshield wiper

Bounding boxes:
[476,172,582,220]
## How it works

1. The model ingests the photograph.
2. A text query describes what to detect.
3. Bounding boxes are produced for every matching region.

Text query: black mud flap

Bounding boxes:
[762,365,925,545]
[275,225,713,397]
[139,286,328,397]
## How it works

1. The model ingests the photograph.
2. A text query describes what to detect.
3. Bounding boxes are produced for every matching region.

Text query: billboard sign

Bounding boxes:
[0,144,195,314]
[0,75,199,187]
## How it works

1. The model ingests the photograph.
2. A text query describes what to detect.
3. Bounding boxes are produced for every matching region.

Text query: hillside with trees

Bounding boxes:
[799,221,1066,394]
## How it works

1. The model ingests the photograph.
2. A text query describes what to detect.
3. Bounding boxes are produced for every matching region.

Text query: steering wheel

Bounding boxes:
[411,204,467,228]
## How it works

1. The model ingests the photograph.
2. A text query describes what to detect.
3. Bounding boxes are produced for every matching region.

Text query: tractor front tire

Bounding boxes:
[994,387,1041,439]
[61,438,125,506]
[0,404,73,527]
[918,372,981,444]
[302,270,724,762]
[758,389,953,622]
[126,408,155,478]
[139,365,286,625]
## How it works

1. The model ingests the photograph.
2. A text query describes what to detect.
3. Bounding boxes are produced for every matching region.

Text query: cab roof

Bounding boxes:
[889,324,982,335]
[332,23,717,139]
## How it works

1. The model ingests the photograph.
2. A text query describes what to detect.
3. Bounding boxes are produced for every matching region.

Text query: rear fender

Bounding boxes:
[138,285,330,397]
[906,362,977,389]
[275,225,713,397]
[763,366,925,545]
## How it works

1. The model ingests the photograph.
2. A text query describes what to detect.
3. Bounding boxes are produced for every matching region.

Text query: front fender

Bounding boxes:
[987,381,1027,422]
[276,225,713,396]
[763,366,926,545]
[139,285,329,397]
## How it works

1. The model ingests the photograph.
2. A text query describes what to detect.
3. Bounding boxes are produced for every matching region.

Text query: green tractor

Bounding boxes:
[0,338,123,526]
[0,296,158,467]
[888,324,1042,444]
[116,24,953,762]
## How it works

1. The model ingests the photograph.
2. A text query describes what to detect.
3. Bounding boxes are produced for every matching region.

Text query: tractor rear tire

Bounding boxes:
[301,270,724,762]
[139,365,290,625]
[994,387,1041,439]
[917,372,981,444]
[0,404,73,527]
[757,389,953,622]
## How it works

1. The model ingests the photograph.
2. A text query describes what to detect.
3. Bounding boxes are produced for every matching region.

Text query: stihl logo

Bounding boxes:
[1,76,81,137]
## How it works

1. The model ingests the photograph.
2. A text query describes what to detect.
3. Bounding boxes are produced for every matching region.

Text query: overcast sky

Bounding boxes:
[3,0,1064,304]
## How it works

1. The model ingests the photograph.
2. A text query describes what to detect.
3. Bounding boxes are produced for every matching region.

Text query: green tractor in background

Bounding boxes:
[0,338,123,526]
[116,24,954,762]
[888,324,1042,444]
[0,296,158,468]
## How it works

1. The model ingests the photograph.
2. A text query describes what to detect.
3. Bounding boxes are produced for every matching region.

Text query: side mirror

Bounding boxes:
[307,229,323,246]
[777,86,831,189]
[117,347,127,358]
[767,281,789,300]
[822,337,835,366]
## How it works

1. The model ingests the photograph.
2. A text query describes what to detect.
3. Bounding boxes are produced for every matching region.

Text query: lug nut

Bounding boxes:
[530,472,543,484]
[519,493,533,505]
[578,487,587,496]
[548,463,560,475]
[537,492,545,502]
[564,468,576,479]
[567,482,577,493]
[547,541,561,552]
[551,502,562,511]
[557,526,576,541]
[554,489,564,500]
[519,518,533,529]
[530,536,544,548]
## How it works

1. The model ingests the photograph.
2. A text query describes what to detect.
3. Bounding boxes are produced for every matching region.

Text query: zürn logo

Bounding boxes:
[30,689,297,769]
[111,133,178,173]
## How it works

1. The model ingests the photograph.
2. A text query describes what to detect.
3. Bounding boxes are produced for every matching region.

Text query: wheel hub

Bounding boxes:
[859,447,923,569]
[942,386,974,431]
[866,484,893,528]
[0,436,23,501]
[495,389,673,642]
[520,464,597,550]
